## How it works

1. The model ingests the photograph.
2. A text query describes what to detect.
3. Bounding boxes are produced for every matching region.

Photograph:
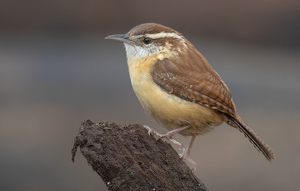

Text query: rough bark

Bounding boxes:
[71,119,209,191]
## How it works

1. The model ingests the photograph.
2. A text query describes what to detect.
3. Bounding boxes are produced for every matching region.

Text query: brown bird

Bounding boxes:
[105,23,275,171]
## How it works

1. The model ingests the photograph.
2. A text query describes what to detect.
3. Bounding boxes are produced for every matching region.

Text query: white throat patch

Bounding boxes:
[124,43,161,61]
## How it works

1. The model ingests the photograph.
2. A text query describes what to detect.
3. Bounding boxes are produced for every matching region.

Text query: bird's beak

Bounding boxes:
[105,34,132,44]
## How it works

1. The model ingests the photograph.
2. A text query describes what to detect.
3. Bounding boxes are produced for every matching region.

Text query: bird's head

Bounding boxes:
[105,23,189,61]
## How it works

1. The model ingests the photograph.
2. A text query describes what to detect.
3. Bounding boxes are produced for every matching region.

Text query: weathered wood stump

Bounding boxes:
[71,119,209,191]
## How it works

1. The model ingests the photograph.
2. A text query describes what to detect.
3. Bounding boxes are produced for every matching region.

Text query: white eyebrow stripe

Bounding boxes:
[135,32,184,41]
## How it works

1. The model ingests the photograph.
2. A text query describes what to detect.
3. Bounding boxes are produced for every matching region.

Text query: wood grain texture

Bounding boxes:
[72,120,209,191]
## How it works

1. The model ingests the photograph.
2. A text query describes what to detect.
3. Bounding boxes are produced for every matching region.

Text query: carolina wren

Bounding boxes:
[105,23,275,171]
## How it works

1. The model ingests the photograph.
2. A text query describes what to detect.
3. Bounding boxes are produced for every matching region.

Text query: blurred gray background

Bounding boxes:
[1,0,299,190]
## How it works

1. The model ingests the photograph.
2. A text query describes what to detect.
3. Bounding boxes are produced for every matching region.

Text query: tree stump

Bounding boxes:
[71,119,209,191]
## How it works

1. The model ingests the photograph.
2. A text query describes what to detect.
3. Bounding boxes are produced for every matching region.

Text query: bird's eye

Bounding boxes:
[143,37,152,44]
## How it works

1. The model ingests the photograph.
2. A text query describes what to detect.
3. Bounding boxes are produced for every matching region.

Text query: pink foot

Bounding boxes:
[180,135,197,172]
[143,125,197,172]
[143,125,189,154]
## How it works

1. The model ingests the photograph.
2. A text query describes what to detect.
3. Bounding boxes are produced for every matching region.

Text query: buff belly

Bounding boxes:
[129,66,224,136]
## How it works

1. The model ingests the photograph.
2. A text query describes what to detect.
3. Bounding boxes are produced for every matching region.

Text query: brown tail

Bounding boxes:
[226,115,275,161]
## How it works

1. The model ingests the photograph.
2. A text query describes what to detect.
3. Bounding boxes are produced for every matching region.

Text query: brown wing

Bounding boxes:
[151,53,236,117]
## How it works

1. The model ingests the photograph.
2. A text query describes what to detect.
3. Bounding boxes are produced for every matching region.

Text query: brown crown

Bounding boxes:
[127,23,181,36]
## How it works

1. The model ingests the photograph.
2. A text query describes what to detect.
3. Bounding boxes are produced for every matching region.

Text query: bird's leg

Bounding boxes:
[180,135,197,172]
[143,125,189,153]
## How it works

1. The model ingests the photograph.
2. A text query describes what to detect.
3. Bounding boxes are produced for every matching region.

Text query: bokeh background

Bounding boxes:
[1,0,300,190]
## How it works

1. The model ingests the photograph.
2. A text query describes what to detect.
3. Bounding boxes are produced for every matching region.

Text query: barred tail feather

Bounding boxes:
[226,115,276,161]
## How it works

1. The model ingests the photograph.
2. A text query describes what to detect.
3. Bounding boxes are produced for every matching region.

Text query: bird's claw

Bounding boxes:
[178,147,186,158]
[142,125,152,135]
[142,125,197,172]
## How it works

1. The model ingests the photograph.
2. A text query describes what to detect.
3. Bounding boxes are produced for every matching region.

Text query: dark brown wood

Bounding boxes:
[71,119,209,191]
